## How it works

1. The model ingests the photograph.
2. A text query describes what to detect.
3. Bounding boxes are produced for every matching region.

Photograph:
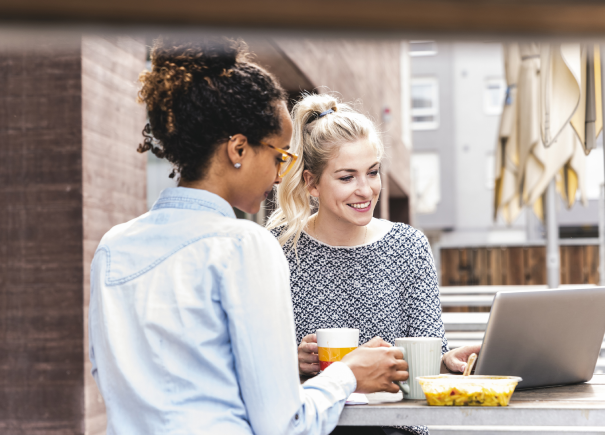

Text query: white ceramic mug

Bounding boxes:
[316,328,359,371]
[394,337,442,400]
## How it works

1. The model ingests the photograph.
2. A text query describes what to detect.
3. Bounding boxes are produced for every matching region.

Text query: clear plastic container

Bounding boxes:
[417,375,523,406]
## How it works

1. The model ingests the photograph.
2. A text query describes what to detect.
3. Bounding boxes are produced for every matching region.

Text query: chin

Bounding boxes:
[342,212,373,227]
[233,201,261,216]
[247,201,262,215]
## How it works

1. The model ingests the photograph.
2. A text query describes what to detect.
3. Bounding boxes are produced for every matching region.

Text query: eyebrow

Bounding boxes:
[334,162,380,173]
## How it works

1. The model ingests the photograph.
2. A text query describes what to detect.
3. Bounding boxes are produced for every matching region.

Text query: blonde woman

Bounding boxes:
[267,94,480,435]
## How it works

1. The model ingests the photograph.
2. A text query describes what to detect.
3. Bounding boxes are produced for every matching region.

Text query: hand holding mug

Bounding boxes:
[298,334,320,375]
[297,331,391,375]
[361,336,393,349]
[341,346,409,394]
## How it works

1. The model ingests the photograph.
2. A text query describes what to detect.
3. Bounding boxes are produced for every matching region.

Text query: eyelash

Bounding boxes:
[339,170,379,182]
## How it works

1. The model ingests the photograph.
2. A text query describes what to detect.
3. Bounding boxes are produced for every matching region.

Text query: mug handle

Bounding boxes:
[398,347,410,394]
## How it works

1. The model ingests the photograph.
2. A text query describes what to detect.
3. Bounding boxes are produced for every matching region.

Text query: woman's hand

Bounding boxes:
[442,344,482,373]
[361,336,392,349]
[298,334,320,375]
[342,346,409,394]
[298,335,391,376]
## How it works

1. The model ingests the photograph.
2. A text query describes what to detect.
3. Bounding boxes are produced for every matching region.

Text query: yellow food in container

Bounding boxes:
[417,375,522,406]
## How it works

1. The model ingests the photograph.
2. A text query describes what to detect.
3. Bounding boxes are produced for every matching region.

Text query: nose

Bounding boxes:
[356,177,373,198]
[274,173,283,185]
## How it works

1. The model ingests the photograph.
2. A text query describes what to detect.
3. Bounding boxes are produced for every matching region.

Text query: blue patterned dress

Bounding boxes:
[272,222,449,435]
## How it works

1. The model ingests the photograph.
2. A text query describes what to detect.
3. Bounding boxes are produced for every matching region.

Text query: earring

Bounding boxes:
[234,163,241,169]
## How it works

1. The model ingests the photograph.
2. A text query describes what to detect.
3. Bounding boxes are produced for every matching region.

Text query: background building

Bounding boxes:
[410,41,605,281]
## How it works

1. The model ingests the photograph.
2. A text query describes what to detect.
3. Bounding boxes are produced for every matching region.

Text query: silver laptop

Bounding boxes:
[474,286,605,389]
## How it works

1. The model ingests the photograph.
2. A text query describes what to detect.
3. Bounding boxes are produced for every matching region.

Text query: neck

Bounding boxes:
[179,174,234,206]
[312,208,368,246]
[178,146,237,205]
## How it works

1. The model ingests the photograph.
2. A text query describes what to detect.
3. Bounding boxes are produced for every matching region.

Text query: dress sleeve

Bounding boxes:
[221,226,356,435]
[403,231,449,355]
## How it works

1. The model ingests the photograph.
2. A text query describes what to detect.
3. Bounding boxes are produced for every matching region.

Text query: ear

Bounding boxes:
[303,170,320,198]
[226,134,249,166]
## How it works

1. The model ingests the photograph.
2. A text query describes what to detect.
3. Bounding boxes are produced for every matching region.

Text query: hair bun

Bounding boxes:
[153,36,248,77]
[297,93,340,125]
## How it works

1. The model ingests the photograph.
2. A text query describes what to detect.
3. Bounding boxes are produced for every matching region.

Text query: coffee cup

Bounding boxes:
[316,328,359,371]
[394,337,442,400]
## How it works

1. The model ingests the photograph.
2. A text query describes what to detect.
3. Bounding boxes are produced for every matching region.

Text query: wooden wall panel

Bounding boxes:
[566,246,584,285]
[585,245,599,285]
[82,36,147,435]
[506,247,525,285]
[486,248,504,285]
[525,247,546,285]
[560,246,570,285]
[441,245,601,287]
[474,248,488,285]
[0,35,146,434]
[0,39,84,434]
[441,249,459,286]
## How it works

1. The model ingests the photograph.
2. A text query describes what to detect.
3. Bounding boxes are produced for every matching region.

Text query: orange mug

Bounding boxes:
[316,328,360,371]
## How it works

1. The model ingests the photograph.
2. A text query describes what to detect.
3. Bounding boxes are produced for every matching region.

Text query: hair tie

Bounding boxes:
[305,108,335,125]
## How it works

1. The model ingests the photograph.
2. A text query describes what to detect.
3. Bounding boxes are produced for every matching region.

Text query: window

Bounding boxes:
[411,152,441,214]
[483,78,506,115]
[409,40,437,57]
[411,77,439,130]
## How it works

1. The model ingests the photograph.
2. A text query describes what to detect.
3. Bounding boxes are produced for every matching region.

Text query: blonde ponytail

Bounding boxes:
[266,93,384,255]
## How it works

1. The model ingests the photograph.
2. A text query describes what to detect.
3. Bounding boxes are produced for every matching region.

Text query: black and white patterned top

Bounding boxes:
[272,222,449,435]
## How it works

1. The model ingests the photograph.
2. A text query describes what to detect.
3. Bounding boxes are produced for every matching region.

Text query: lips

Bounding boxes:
[348,201,371,212]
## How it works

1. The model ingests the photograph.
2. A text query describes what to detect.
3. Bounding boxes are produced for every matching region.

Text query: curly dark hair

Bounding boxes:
[137,36,287,181]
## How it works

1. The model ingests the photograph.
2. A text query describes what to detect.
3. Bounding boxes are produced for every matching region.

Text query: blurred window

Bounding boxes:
[409,41,437,57]
[483,78,506,115]
[411,152,441,214]
[411,77,439,130]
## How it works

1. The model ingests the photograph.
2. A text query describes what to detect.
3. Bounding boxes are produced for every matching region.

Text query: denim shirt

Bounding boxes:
[89,187,356,435]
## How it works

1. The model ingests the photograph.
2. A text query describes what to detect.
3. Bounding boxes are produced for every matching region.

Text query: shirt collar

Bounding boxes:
[151,187,237,218]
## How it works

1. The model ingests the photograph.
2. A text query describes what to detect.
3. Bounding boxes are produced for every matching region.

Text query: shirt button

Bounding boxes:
[295,414,299,420]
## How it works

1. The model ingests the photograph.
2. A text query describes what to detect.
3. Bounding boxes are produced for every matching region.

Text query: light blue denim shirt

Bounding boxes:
[89,187,356,435]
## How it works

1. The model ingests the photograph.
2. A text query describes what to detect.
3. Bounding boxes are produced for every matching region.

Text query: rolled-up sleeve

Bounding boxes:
[221,227,356,435]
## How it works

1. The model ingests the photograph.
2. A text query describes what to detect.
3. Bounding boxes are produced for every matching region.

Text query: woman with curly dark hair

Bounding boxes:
[88,36,407,435]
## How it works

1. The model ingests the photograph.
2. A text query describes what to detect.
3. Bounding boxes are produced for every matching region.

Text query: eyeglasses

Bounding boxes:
[260,141,298,177]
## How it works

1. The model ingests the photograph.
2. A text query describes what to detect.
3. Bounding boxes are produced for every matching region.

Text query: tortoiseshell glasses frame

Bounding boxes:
[260,141,298,177]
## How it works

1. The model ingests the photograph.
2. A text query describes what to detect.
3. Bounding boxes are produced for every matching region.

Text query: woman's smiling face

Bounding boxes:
[309,139,381,227]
